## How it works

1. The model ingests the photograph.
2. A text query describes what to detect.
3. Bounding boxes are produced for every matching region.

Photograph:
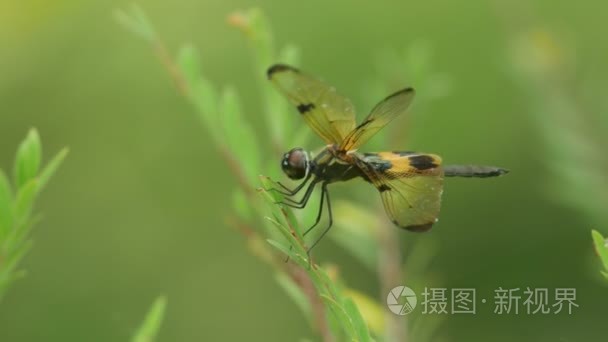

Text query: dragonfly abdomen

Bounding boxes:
[444,165,509,178]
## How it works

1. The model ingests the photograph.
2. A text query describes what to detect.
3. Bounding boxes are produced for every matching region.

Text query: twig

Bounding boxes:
[150,34,333,340]
[227,217,333,341]
[289,266,334,342]
[145,33,255,197]
[377,218,406,342]
[131,14,336,340]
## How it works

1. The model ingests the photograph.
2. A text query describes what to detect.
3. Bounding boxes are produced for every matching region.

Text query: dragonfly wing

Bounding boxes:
[340,88,414,151]
[358,151,444,231]
[268,64,356,145]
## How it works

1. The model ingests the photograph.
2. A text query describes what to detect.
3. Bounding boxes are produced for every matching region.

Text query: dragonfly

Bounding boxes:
[268,64,508,252]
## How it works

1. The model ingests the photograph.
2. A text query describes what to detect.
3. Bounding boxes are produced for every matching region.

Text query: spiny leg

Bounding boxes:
[284,181,325,263]
[269,174,312,196]
[301,182,327,237]
[306,183,332,256]
[277,180,318,208]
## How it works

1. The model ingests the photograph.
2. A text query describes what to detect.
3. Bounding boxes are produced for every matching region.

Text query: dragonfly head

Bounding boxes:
[281,147,309,180]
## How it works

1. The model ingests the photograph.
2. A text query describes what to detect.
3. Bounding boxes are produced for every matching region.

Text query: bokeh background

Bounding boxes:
[1,0,606,341]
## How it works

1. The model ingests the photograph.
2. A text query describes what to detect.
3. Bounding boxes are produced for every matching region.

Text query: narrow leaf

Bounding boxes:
[265,218,308,264]
[0,170,13,239]
[231,188,252,221]
[319,295,358,340]
[275,272,312,324]
[592,230,608,272]
[259,176,300,233]
[266,239,292,258]
[12,179,39,226]
[114,5,156,42]
[176,45,220,138]
[132,296,167,342]
[219,86,260,184]
[38,148,68,191]
[1,240,33,276]
[176,45,203,88]
[344,289,385,338]
[13,129,41,189]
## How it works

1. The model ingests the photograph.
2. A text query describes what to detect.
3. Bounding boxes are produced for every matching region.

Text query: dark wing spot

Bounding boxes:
[267,64,300,79]
[380,87,415,103]
[297,103,315,114]
[404,222,434,232]
[409,155,438,170]
[377,184,391,192]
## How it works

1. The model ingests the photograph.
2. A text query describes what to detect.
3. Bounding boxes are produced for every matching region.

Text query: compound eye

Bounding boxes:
[281,148,308,180]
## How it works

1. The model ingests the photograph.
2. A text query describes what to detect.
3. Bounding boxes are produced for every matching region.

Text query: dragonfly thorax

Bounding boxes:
[281,147,310,180]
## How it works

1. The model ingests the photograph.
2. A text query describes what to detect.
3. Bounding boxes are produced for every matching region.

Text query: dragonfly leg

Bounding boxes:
[306,183,332,256]
[269,173,311,196]
[276,180,318,208]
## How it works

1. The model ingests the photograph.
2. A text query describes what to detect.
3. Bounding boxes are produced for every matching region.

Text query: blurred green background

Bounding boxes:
[1,0,606,341]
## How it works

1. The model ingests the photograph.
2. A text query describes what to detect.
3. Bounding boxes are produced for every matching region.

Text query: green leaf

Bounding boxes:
[5,215,41,256]
[343,297,372,342]
[272,43,301,143]
[230,9,290,146]
[344,289,384,338]
[219,87,241,151]
[38,148,68,191]
[1,130,66,301]
[219,87,260,184]
[591,230,608,273]
[274,272,312,324]
[176,45,221,143]
[266,239,292,257]
[231,9,274,79]
[0,170,13,239]
[259,176,300,233]
[12,179,39,226]
[190,79,220,142]
[1,240,33,277]
[114,4,156,42]
[319,295,358,341]
[13,129,41,189]
[231,188,252,222]
[132,296,167,342]
[176,45,203,88]
[265,218,308,266]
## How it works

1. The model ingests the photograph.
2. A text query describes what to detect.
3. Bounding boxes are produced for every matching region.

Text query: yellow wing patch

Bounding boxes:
[374,152,442,175]
[357,152,444,231]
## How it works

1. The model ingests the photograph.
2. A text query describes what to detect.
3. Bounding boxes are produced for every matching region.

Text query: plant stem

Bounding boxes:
[290,266,335,342]
[148,35,334,337]
[377,219,407,342]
